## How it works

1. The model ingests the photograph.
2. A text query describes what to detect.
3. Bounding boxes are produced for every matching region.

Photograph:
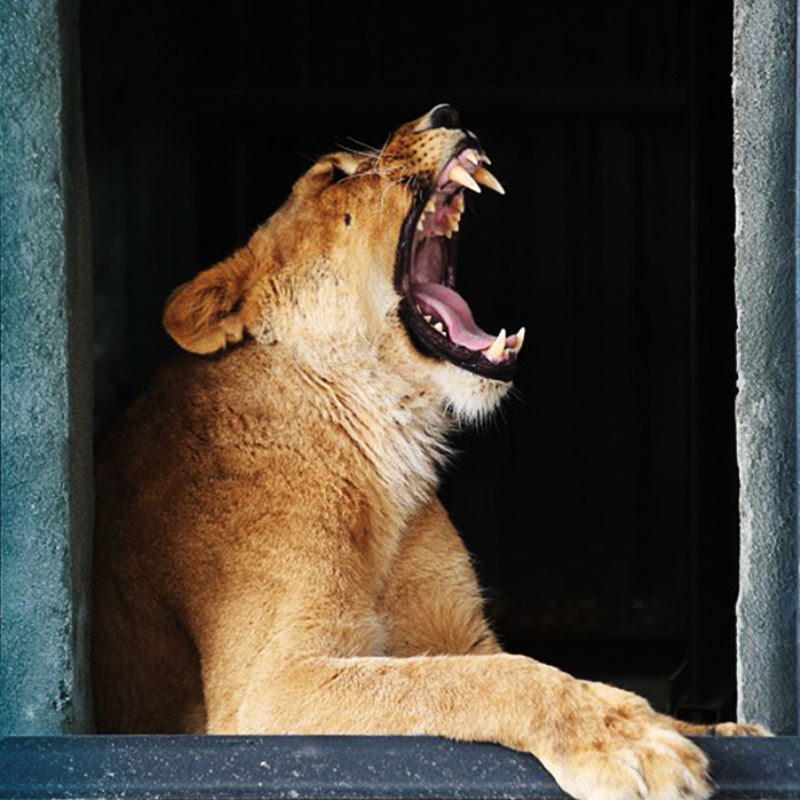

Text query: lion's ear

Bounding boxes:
[163,250,254,354]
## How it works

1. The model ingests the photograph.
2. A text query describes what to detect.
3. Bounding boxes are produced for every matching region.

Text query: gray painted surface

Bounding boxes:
[733,0,799,735]
[2,736,799,800]
[0,0,93,732]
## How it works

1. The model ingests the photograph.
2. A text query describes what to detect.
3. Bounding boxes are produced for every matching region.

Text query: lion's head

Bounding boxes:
[163,105,523,420]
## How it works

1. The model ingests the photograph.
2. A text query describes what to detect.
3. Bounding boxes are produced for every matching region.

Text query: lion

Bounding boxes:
[92,105,764,800]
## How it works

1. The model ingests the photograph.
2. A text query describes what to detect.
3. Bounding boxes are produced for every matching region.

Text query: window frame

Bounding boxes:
[0,0,798,796]
[1,735,798,799]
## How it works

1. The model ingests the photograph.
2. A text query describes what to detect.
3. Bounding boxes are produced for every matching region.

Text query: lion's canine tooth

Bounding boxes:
[474,167,505,195]
[417,218,425,231]
[449,164,481,193]
[486,329,506,359]
[513,326,525,353]
[464,150,480,166]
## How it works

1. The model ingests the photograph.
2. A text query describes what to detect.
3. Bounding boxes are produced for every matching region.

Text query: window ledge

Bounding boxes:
[0,735,797,799]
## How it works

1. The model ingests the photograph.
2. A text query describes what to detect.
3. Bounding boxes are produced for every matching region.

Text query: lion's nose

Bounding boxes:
[427,104,461,131]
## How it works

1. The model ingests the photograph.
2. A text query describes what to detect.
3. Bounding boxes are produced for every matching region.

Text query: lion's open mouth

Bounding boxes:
[395,142,524,382]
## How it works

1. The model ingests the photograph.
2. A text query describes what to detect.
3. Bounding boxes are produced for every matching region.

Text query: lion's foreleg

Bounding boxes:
[231,652,714,800]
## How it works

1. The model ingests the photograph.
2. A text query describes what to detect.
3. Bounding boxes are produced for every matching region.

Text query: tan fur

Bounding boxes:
[93,107,765,800]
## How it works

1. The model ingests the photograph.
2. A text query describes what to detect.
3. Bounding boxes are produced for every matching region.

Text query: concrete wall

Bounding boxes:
[0,0,93,733]
[733,0,799,735]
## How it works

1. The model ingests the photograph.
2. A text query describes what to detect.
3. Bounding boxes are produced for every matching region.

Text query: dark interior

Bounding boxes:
[82,1,738,721]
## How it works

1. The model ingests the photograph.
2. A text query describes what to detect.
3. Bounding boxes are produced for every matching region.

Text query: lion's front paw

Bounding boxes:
[541,681,712,800]
[708,721,771,737]
[548,726,711,800]
[656,712,772,738]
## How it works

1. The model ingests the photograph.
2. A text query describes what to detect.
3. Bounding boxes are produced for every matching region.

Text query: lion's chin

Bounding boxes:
[431,360,513,424]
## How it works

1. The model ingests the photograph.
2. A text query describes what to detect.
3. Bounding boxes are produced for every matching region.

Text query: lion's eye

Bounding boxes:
[331,165,350,184]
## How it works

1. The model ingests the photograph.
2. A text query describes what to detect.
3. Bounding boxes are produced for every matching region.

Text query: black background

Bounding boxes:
[82,1,738,719]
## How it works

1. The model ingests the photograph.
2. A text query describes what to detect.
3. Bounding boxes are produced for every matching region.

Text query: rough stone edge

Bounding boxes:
[0,0,93,733]
[732,0,799,734]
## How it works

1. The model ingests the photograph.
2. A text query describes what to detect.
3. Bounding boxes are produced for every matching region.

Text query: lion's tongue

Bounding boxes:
[411,283,497,352]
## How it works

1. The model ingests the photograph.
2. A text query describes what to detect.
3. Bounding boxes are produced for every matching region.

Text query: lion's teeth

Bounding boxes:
[425,200,437,214]
[449,164,481,193]
[454,194,465,213]
[433,321,446,335]
[512,326,525,353]
[417,217,425,231]
[474,167,505,195]
[424,315,432,323]
[486,329,506,359]
[464,150,480,166]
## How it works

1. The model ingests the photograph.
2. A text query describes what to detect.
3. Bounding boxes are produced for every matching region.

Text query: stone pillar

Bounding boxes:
[733,0,799,735]
[0,0,93,733]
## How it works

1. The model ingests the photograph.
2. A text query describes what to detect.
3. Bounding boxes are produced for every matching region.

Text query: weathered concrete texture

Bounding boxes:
[0,0,93,732]
[733,0,798,734]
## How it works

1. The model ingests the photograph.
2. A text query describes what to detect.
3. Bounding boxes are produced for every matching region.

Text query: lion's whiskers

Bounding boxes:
[340,137,382,158]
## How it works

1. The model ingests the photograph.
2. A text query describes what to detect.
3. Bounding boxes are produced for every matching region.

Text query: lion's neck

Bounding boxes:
[288,346,454,525]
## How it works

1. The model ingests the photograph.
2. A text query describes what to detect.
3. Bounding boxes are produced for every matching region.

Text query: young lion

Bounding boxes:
[93,106,761,800]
